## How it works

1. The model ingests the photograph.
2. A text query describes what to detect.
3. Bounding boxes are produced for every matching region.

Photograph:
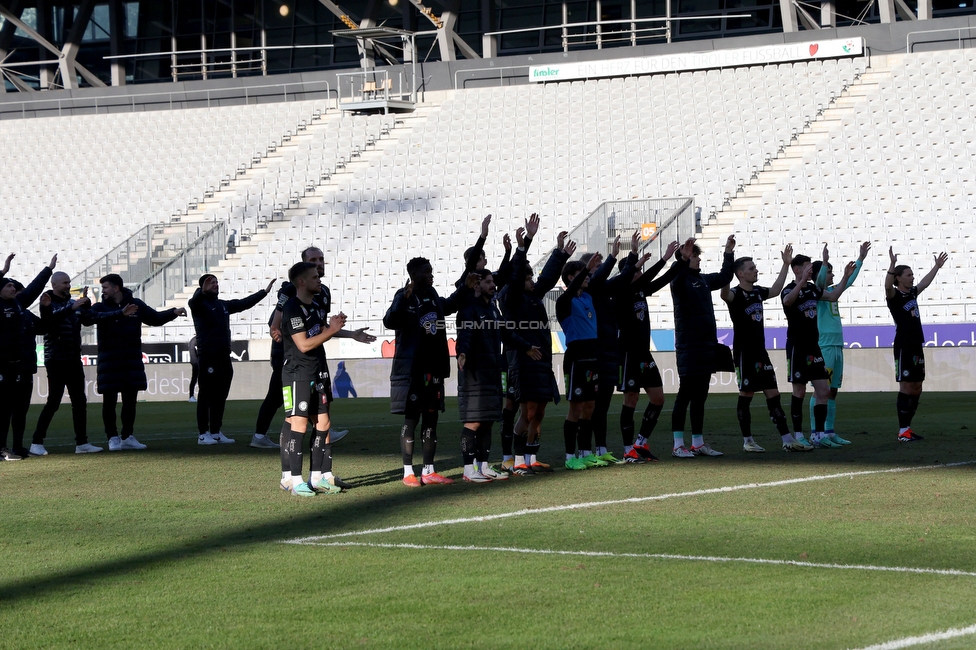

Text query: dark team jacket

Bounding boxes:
[670,252,734,376]
[455,295,532,376]
[90,288,181,392]
[189,286,268,358]
[614,254,682,352]
[383,283,466,381]
[40,291,126,364]
[0,266,52,368]
[498,237,569,373]
[587,254,632,369]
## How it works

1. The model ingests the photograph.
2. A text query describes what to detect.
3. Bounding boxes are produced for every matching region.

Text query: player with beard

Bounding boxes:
[613,236,682,463]
[885,247,948,442]
[189,274,275,445]
[781,254,856,449]
[720,246,801,452]
[279,262,347,496]
[498,214,572,475]
[384,256,467,487]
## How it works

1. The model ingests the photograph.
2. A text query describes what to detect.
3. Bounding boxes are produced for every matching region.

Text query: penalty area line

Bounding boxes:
[283,460,976,544]
[853,623,976,649]
[292,541,976,579]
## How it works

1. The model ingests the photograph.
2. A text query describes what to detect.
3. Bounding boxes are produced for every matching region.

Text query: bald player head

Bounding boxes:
[51,272,72,298]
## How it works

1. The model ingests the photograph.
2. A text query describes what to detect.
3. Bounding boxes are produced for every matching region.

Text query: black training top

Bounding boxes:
[781,281,823,347]
[281,295,327,379]
[728,285,771,353]
[887,287,924,348]
[270,281,331,354]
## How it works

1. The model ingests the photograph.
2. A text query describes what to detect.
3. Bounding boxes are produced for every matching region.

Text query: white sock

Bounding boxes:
[324,471,334,480]
[580,450,591,457]
[515,454,525,466]
[566,453,574,461]
[291,475,305,488]
[673,432,685,450]
[422,464,435,475]
[781,433,796,443]
[281,471,290,482]
[794,431,805,439]
[691,434,704,448]
[254,434,267,440]
[624,445,633,454]
[403,465,414,478]
[743,436,755,444]
[480,461,489,473]
[635,435,648,447]
[310,471,322,485]
[596,446,607,456]
[899,427,909,434]
[528,454,537,465]
[464,463,475,476]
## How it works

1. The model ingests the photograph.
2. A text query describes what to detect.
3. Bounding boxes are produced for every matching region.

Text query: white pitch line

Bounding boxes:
[292,541,976,580]
[853,623,976,649]
[284,460,976,544]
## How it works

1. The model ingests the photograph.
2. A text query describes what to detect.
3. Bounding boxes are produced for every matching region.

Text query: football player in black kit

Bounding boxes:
[189,274,275,445]
[781,254,856,449]
[720,245,800,452]
[885,247,948,442]
[384,257,467,487]
[279,262,347,496]
[613,235,681,463]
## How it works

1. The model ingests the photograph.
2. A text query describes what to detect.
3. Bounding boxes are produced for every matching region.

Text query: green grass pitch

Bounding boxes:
[2,392,975,649]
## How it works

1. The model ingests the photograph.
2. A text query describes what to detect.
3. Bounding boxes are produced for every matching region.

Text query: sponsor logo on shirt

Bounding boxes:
[420,311,439,336]
[290,317,303,330]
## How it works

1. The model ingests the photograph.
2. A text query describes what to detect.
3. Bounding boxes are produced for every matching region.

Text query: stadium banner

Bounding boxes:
[716,323,976,351]
[528,37,864,83]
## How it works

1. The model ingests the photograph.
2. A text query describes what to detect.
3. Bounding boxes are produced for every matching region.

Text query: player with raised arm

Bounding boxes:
[498,215,572,475]
[279,262,347,496]
[781,254,856,449]
[556,250,606,470]
[885,247,948,442]
[808,242,871,447]
[614,235,682,463]
[384,255,467,487]
[720,245,801,452]
[669,236,735,457]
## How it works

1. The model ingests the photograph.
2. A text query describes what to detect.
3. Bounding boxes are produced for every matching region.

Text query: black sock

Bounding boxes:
[908,394,920,424]
[513,431,527,457]
[577,419,593,453]
[563,420,579,455]
[460,426,477,465]
[280,422,292,472]
[791,395,804,433]
[501,408,516,456]
[766,395,790,435]
[400,418,418,466]
[421,410,438,466]
[897,392,912,428]
[737,395,753,437]
[639,402,663,439]
[620,404,636,446]
[475,424,492,464]
[288,432,304,479]
[311,429,329,472]
[813,403,827,432]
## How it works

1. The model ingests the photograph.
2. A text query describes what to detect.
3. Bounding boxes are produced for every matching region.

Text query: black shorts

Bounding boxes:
[618,350,663,392]
[282,369,333,418]
[735,348,778,392]
[564,358,598,403]
[404,374,445,418]
[894,347,925,383]
[503,350,519,400]
[786,343,829,384]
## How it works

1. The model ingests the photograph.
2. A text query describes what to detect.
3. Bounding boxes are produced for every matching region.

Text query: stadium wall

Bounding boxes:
[3,15,976,119]
[27,347,976,404]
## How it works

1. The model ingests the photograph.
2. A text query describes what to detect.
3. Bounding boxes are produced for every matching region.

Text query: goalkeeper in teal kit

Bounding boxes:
[809,241,871,446]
